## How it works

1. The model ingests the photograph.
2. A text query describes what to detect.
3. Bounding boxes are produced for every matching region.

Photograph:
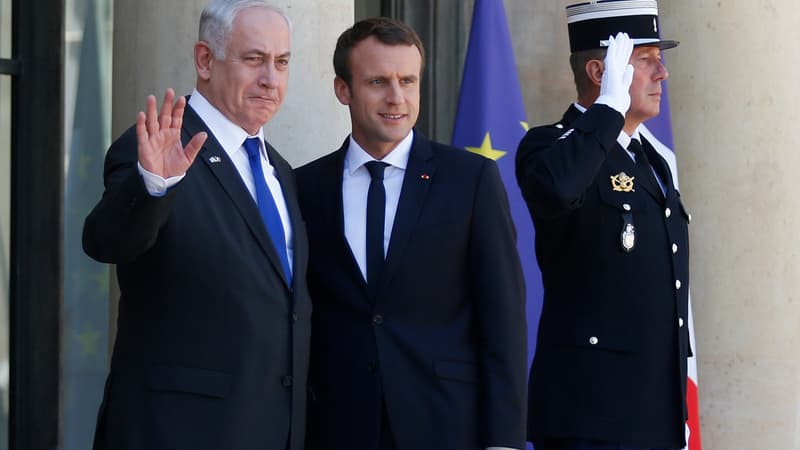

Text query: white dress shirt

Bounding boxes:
[342,131,413,280]
[138,89,293,272]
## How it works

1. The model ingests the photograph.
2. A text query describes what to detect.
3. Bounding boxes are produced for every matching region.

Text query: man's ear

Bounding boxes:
[586,59,604,87]
[195,42,214,81]
[333,76,351,106]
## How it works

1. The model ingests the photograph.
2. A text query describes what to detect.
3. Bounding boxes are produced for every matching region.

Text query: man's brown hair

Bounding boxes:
[333,17,426,86]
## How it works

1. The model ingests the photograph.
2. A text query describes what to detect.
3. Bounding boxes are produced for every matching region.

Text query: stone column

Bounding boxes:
[110,0,353,338]
[507,0,800,448]
[660,1,800,448]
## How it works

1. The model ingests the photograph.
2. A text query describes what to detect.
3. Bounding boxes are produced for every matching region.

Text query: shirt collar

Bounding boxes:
[188,89,266,157]
[345,130,414,176]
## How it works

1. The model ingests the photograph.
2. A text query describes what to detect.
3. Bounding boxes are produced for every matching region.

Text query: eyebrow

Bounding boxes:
[243,49,292,59]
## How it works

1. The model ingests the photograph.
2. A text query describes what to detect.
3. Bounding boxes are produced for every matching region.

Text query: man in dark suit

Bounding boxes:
[515,1,691,450]
[83,1,310,449]
[295,18,527,450]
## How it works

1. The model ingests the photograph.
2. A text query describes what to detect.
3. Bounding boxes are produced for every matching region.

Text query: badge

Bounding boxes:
[610,171,635,192]
[620,223,636,252]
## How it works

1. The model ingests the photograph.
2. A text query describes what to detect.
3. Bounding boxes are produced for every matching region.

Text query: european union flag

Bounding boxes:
[452,0,543,379]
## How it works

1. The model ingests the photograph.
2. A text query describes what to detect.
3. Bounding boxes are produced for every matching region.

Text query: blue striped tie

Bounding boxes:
[243,137,292,285]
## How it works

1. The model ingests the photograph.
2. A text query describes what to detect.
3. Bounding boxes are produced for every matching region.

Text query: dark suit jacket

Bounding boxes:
[515,104,691,448]
[295,133,527,450]
[83,102,311,450]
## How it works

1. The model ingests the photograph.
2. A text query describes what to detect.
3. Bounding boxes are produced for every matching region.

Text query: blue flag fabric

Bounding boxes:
[452,0,544,377]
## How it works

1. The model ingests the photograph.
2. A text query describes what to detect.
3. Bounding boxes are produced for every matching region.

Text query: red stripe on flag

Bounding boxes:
[686,376,703,450]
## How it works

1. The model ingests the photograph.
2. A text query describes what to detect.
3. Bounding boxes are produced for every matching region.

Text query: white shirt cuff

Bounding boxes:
[138,162,185,197]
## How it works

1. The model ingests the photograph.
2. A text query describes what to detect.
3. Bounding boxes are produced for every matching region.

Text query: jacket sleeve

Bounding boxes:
[469,158,528,449]
[515,104,624,219]
[82,126,179,264]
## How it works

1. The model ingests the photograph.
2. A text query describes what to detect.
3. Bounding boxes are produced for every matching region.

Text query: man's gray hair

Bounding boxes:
[199,0,292,60]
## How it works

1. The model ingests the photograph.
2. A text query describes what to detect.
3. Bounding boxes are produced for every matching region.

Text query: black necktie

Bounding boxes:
[628,139,663,198]
[365,161,388,292]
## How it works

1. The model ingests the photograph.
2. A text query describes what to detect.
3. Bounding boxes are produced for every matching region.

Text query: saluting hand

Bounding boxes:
[597,32,634,115]
[137,88,207,179]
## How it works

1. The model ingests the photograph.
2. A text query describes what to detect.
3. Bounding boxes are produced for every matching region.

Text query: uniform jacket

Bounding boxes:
[515,104,691,448]
[295,133,528,450]
[83,102,311,450]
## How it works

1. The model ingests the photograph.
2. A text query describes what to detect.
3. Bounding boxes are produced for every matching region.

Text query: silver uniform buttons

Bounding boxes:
[672,243,678,254]
[679,317,685,327]
[665,207,672,218]
[622,203,631,211]
[589,336,599,345]
[675,279,682,290]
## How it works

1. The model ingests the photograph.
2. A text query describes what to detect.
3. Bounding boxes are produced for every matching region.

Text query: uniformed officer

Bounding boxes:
[515,1,691,450]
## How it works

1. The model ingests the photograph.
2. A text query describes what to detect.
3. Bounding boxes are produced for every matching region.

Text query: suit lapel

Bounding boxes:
[325,142,370,292]
[266,142,301,288]
[614,143,664,203]
[380,134,436,290]
[182,104,289,288]
[641,137,675,199]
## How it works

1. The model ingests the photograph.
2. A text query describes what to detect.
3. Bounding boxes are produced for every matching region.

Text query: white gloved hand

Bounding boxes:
[595,32,634,115]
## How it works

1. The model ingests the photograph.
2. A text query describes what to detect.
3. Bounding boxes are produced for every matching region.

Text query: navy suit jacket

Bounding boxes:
[83,102,311,450]
[295,133,527,450]
[515,104,691,448]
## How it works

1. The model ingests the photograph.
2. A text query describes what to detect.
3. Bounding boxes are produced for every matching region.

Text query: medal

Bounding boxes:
[621,222,635,252]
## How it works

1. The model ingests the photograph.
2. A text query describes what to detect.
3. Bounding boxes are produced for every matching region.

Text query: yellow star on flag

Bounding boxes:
[77,328,101,357]
[466,132,506,161]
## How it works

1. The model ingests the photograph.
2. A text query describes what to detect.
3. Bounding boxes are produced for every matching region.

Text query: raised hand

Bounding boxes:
[136,88,207,178]
[597,32,635,115]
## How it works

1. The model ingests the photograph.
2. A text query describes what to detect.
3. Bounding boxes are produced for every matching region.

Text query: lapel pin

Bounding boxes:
[610,171,635,192]
[209,156,222,163]
[420,173,430,180]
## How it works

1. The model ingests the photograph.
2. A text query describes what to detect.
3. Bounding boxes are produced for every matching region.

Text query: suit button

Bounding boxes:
[588,336,599,345]
[672,243,678,254]
[675,279,682,290]
[281,375,293,387]
[372,314,384,325]
[292,313,298,322]
[679,317,685,328]
[622,203,631,211]
[665,207,672,218]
